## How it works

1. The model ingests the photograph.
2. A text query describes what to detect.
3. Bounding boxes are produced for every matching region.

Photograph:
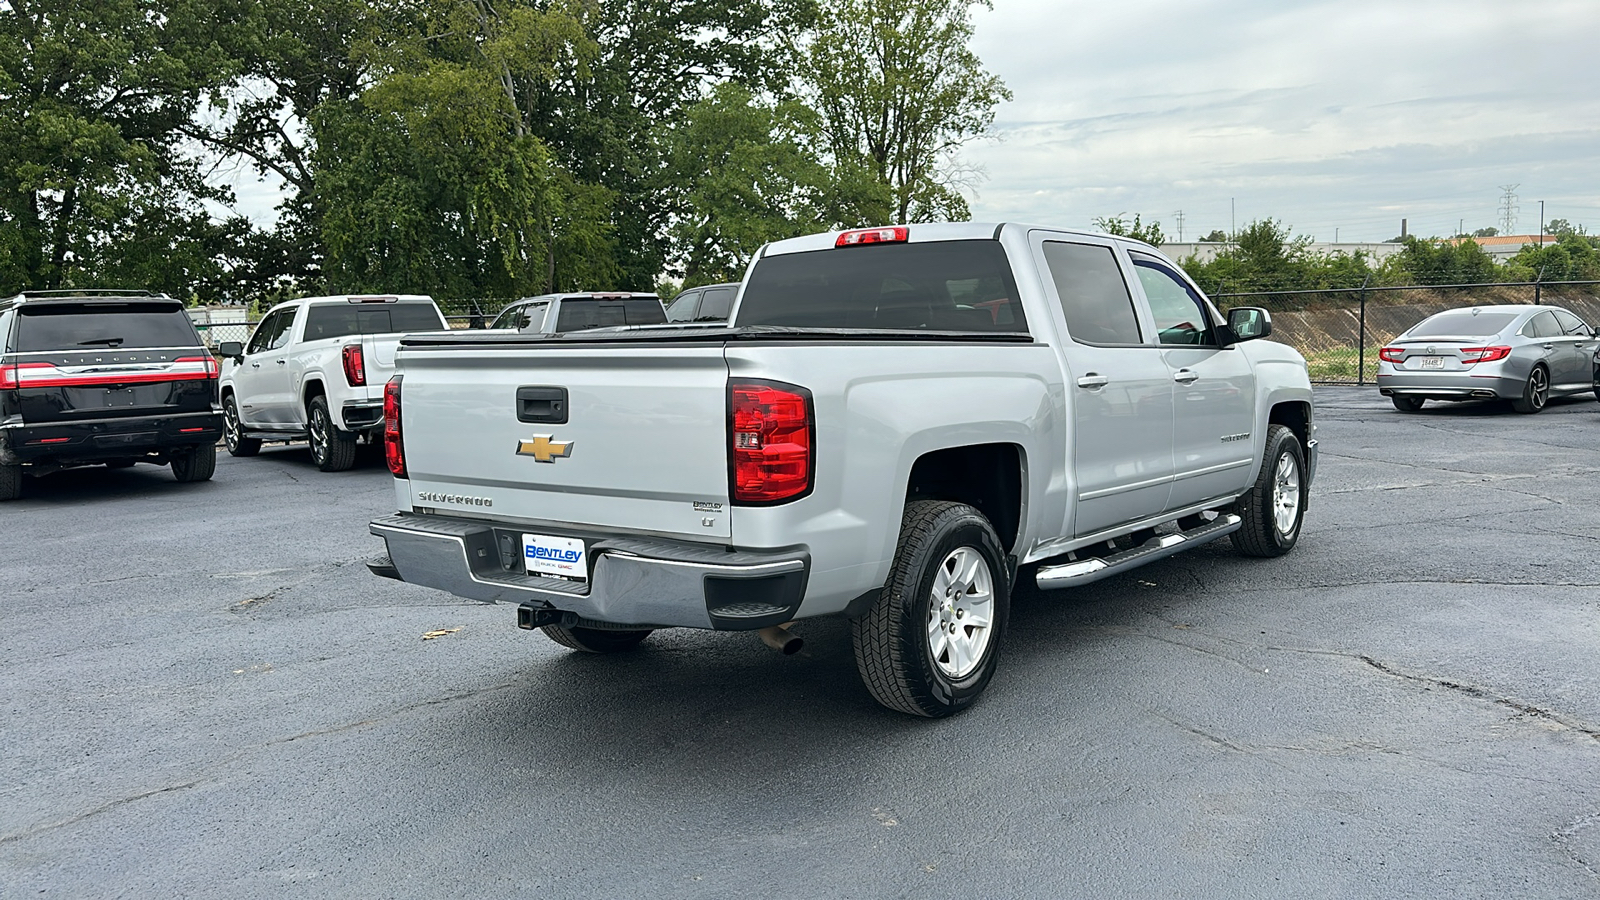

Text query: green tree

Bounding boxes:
[1094,214,1165,246]
[1196,229,1228,242]
[804,0,1010,224]
[0,0,247,297]
[1380,236,1500,285]
[1504,233,1600,282]
[1179,219,1376,294]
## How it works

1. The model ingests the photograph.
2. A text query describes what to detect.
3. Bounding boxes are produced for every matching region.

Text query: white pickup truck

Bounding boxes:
[218,294,447,471]
[368,223,1317,716]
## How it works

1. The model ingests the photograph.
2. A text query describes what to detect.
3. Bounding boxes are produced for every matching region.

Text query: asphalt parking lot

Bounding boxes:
[4,386,1600,899]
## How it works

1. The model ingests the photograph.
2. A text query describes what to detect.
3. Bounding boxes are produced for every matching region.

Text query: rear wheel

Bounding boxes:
[308,396,357,472]
[851,500,1009,718]
[1232,424,1304,558]
[223,395,261,457]
[1391,395,1425,412]
[0,463,21,501]
[540,625,653,653]
[1511,365,1548,414]
[170,443,216,483]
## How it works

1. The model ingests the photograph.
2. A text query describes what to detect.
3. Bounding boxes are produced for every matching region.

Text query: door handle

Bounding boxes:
[251,362,261,368]
[275,358,287,365]
[1173,369,1200,384]
[1076,374,1108,389]
[1543,343,1555,350]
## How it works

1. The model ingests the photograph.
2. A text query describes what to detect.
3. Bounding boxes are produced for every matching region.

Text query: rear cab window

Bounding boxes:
[303,302,446,341]
[737,241,1026,333]
[15,303,202,352]
[553,299,667,331]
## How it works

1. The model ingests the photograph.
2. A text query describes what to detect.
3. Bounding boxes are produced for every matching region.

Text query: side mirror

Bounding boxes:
[1225,307,1272,344]
[218,341,243,359]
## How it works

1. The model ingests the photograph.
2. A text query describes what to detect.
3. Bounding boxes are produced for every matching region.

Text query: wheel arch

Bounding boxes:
[903,442,1026,555]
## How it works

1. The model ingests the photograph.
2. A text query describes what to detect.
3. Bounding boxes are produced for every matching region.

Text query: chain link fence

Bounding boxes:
[1212,281,1600,384]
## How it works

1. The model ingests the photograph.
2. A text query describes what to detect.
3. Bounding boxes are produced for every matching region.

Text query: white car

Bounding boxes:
[218,294,447,471]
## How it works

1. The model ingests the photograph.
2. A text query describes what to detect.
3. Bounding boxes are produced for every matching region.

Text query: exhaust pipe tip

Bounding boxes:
[758,624,803,655]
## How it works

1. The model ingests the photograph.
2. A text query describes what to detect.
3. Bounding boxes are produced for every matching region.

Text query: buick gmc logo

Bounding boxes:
[418,491,493,507]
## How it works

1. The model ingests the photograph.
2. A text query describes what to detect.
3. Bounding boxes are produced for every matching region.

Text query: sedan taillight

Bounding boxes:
[1460,345,1512,364]
[1378,347,1405,363]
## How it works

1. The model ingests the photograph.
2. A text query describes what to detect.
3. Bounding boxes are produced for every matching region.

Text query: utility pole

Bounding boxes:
[1173,210,1186,243]
[1230,198,1236,241]
[1498,184,1520,235]
[1539,200,1545,246]
[1335,227,1339,243]
[1458,218,1464,237]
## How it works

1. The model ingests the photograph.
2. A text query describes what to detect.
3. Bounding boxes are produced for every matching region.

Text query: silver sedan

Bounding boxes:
[1376,305,1599,413]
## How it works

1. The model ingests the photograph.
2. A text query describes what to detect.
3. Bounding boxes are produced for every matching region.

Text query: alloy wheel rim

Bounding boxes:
[1271,451,1301,537]
[310,407,328,460]
[224,401,240,450]
[1531,369,1547,409]
[926,546,995,679]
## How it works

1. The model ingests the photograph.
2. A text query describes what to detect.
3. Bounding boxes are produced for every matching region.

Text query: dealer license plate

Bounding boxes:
[522,533,588,582]
[1419,356,1445,369]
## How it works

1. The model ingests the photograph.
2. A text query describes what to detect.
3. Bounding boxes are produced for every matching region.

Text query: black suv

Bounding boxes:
[0,290,223,500]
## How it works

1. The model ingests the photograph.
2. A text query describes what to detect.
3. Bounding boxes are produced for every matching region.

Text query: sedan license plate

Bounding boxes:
[522,533,587,582]
[1419,356,1445,369]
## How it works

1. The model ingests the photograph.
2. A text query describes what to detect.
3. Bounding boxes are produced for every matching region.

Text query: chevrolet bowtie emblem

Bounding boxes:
[516,435,574,463]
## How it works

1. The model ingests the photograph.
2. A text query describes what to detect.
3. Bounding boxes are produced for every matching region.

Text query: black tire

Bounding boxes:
[540,624,653,653]
[104,460,137,469]
[851,500,1010,718]
[1511,365,1549,414]
[1231,424,1305,558]
[0,463,21,501]
[170,443,217,483]
[1391,395,1425,412]
[223,394,261,457]
[308,396,357,472]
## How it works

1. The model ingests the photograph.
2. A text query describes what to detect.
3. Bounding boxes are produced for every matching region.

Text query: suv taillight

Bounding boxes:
[342,344,366,386]
[1378,347,1405,363]
[1460,345,1512,364]
[384,375,406,478]
[730,381,813,504]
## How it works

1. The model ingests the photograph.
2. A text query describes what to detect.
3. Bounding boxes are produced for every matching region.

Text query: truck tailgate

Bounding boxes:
[398,343,732,539]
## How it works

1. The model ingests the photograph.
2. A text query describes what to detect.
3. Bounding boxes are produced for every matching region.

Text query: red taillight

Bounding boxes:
[1378,347,1405,363]
[384,375,406,478]
[342,344,366,386]
[730,381,813,504]
[1460,345,1512,364]
[835,226,909,247]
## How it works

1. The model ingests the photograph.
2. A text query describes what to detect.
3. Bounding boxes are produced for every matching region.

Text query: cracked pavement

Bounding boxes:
[3,387,1600,898]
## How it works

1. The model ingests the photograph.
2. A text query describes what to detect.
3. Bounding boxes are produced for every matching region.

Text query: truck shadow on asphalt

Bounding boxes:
[429,550,1232,790]
[10,461,221,504]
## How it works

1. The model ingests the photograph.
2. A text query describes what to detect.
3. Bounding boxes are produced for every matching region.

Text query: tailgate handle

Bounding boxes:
[516,386,568,424]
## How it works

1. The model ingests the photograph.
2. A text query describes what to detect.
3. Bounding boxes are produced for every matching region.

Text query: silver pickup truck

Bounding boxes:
[369,223,1317,717]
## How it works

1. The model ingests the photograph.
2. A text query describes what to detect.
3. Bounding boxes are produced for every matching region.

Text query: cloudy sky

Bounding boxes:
[963,0,1600,242]
[220,0,1600,244]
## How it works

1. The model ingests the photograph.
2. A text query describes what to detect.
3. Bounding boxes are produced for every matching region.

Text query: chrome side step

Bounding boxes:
[1034,513,1242,590]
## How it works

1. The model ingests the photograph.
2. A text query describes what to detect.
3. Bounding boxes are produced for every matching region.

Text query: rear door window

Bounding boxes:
[1552,309,1590,335]
[696,288,736,321]
[15,303,201,351]
[1521,311,1560,339]
[737,241,1026,333]
[1042,241,1143,345]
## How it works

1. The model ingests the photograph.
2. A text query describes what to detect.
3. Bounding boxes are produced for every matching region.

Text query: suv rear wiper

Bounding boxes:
[77,337,125,347]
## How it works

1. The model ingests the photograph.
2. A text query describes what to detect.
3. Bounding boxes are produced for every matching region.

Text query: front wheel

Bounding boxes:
[1391,395,1425,412]
[540,625,653,653]
[170,443,217,483]
[852,500,1010,718]
[1511,365,1548,414]
[308,396,357,472]
[1231,424,1305,558]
